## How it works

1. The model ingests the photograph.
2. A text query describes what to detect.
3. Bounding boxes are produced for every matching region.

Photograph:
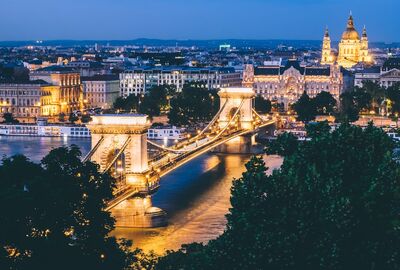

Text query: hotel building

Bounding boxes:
[243,59,345,109]
[119,66,242,97]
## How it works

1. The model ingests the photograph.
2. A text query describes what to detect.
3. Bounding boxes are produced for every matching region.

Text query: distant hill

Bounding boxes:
[0,39,398,49]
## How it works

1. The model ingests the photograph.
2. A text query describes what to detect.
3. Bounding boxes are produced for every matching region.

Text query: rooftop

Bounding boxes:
[81,74,119,82]
[254,60,331,76]
[124,66,237,74]
[34,65,77,74]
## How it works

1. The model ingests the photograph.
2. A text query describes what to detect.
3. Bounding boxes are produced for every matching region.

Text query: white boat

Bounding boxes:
[148,126,186,141]
[0,124,91,138]
[0,123,186,140]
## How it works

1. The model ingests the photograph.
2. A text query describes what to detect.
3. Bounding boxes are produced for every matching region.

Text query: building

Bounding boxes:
[81,75,120,109]
[0,81,48,123]
[119,66,242,97]
[321,13,372,68]
[243,59,344,109]
[355,58,400,88]
[321,28,336,65]
[30,66,83,115]
[66,61,107,76]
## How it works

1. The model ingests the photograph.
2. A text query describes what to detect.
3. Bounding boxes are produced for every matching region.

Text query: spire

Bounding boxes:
[324,26,330,38]
[347,12,355,30]
[362,25,368,37]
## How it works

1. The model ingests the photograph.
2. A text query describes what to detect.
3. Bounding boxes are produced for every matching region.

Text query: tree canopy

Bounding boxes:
[254,96,272,114]
[168,84,219,126]
[2,112,19,124]
[156,123,400,270]
[314,91,337,115]
[293,91,317,122]
[0,147,145,270]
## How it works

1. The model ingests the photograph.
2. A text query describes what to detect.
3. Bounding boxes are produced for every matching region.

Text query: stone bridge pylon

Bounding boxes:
[86,114,166,228]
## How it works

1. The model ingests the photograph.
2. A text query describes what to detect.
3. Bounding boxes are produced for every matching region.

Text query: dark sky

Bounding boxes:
[0,0,398,42]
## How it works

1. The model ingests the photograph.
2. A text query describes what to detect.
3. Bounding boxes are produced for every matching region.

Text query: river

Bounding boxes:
[0,135,282,255]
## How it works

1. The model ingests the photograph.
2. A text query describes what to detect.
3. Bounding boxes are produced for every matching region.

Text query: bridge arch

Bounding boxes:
[218,87,255,130]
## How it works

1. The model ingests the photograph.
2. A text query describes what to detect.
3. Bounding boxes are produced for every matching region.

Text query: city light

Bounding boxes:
[0,5,398,266]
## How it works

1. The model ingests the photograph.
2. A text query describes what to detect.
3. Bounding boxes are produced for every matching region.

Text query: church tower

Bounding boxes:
[360,26,371,63]
[321,27,334,65]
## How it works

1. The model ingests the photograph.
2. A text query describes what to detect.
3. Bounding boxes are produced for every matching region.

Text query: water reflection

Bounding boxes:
[0,136,91,162]
[113,154,283,254]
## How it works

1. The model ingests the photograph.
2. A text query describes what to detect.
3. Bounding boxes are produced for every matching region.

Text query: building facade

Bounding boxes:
[0,81,47,123]
[82,75,120,109]
[321,14,372,68]
[119,67,241,97]
[355,58,400,88]
[30,66,83,114]
[243,60,344,109]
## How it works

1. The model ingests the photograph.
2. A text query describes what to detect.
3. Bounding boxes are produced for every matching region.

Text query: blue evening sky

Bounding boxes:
[0,0,398,42]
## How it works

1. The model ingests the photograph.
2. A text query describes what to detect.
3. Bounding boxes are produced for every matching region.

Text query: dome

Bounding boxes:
[342,29,360,40]
[341,15,360,40]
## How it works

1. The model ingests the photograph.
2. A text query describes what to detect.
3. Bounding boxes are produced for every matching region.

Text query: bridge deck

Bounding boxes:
[105,118,275,210]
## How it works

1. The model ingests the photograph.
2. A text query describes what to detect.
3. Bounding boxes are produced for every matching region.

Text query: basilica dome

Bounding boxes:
[341,15,360,40]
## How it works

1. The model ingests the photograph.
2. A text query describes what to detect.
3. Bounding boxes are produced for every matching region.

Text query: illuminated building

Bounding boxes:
[321,28,335,65]
[40,85,62,117]
[120,67,241,96]
[30,66,83,115]
[321,13,372,68]
[355,58,400,88]
[81,75,119,109]
[243,59,344,109]
[0,81,47,123]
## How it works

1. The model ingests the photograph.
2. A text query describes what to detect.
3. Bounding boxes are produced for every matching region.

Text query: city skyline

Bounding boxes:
[1,0,399,42]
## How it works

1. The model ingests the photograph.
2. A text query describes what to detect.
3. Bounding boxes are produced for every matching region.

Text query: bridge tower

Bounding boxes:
[216,87,256,153]
[218,87,255,130]
[87,114,150,187]
[87,114,166,228]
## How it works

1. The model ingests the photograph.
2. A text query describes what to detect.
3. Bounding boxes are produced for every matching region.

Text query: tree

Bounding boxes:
[0,147,141,270]
[314,91,337,115]
[68,113,79,123]
[386,83,400,115]
[81,114,92,123]
[156,123,400,270]
[168,84,219,126]
[113,95,139,112]
[353,87,372,112]
[293,91,316,123]
[58,112,66,123]
[2,112,19,124]
[138,85,171,117]
[336,92,359,123]
[265,132,299,157]
[361,81,385,112]
[254,96,272,114]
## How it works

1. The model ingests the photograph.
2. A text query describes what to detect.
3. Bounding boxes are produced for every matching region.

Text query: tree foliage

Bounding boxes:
[156,123,400,270]
[113,95,139,113]
[293,91,317,123]
[386,83,400,114]
[336,91,360,123]
[314,91,337,115]
[168,84,219,126]
[139,85,176,117]
[68,113,79,123]
[2,112,19,124]
[81,114,92,123]
[58,112,66,123]
[0,147,141,270]
[254,96,272,114]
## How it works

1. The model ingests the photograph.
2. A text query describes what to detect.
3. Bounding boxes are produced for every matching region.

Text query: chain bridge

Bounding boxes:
[85,87,276,227]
